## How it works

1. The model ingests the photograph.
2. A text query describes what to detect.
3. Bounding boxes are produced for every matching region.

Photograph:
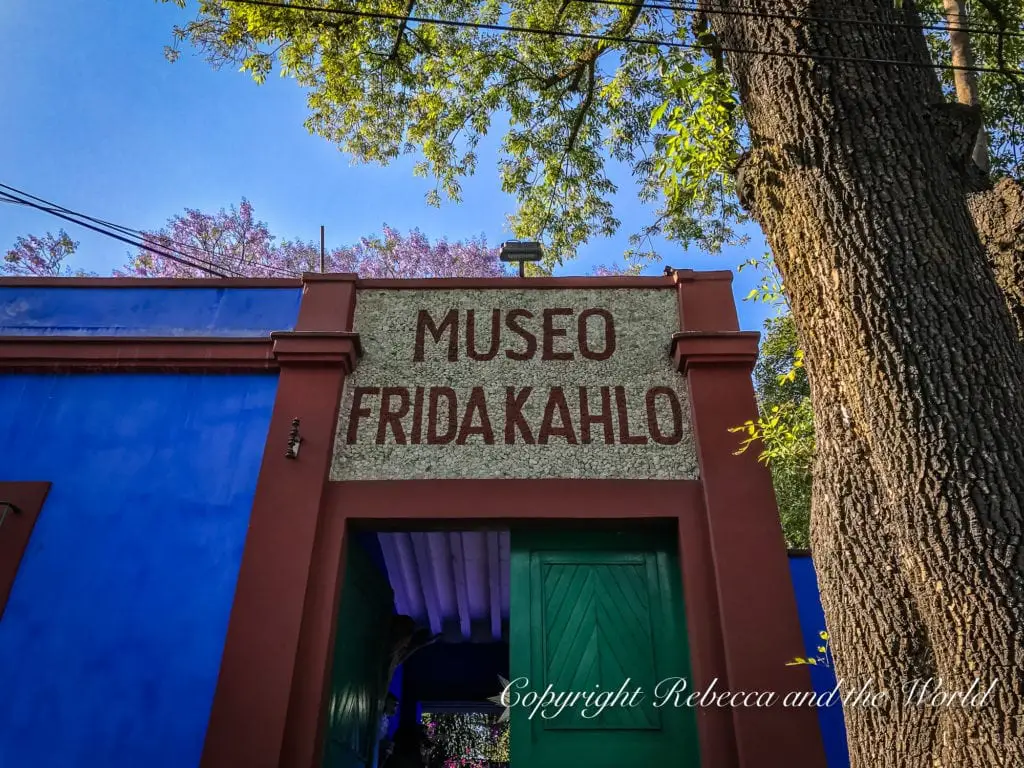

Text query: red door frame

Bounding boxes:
[306,479,723,768]
[194,272,826,768]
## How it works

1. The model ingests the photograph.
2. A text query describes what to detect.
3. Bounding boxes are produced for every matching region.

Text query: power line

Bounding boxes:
[0,183,303,279]
[2,183,183,248]
[580,0,1005,25]
[0,185,255,278]
[574,0,1024,42]
[0,185,245,277]
[220,0,1023,76]
[0,190,236,278]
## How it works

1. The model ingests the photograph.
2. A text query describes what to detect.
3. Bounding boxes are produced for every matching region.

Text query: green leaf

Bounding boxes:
[650,100,669,129]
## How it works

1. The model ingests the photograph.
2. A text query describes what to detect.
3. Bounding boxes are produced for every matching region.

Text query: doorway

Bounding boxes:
[510,529,700,768]
[321,523,698,768]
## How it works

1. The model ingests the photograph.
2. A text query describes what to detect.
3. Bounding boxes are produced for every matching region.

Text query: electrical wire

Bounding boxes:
[0,183,303,279]
[0,185,246,277]
[3,183,303,279]
[220,0,1024,76]
[573,0,1024,41]
[579,0,1011,25]
[0,191,237,278]
[3,183,185,248]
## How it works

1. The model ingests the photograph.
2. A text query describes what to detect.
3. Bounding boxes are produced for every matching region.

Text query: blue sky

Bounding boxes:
[0,0,774,331]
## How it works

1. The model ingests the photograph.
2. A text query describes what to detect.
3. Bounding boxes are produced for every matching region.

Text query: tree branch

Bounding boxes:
[387,0,415,61]
[943,0,990,172]
[540,1,644,90]
[553,0,573,27]
[973,0,1010,71]
[691,11,724,72]
[567,61,598,155]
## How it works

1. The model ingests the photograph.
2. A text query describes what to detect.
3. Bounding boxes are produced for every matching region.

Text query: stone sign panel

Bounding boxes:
[330,288,698,480]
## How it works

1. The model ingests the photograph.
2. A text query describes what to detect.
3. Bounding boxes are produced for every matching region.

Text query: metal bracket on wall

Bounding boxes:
[0,502,20,529]
[285,418,302,459]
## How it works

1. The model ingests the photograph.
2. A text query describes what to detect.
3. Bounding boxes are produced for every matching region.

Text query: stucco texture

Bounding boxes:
[331,288,698,480]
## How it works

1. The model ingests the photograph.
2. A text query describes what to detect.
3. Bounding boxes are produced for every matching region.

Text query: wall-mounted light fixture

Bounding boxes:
[285,418,303,459]
[0,502,20,530]
[499,241,543,278]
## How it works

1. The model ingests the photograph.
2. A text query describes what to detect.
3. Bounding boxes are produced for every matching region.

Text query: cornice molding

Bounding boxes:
[0,332,363,373]
[670,330,761,373]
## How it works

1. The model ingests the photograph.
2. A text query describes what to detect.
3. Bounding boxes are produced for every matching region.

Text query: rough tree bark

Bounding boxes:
[969,178,1024,341]
[709,1,1024,764]
[809,380,939,765]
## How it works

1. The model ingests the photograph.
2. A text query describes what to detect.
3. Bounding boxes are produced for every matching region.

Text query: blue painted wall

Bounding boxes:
[0,285,302,336]
[0,374,276,768]
[0,285,298,768]
[789,555,850,768]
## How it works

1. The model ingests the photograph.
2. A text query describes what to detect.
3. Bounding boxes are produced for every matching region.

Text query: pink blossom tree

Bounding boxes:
[2,230,94,277]
[4,198,638,279]
[121,198,507,279]
[590,263,643,277]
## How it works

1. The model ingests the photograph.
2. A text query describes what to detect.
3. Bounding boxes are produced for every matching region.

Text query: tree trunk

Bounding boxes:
[709,1,1024,764]
[808,377,940,765]
[969,178,1024,341]
[943,0,990,172]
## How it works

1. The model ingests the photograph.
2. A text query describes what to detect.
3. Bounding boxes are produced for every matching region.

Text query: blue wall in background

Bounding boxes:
[0,286,302,336]
[0,374,277,768]
[789,555,850,768]
[0,286,298,768]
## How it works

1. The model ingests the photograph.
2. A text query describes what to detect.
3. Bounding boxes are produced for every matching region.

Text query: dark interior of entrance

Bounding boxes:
[322,523,698,768]
[323,529,510,768]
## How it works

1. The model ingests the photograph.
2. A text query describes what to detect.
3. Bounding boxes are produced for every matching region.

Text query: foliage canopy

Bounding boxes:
[163,0,1024,269]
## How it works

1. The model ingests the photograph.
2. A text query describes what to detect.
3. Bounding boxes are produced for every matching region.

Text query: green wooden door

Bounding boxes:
[323,541,395,768]
[509,530,700,767]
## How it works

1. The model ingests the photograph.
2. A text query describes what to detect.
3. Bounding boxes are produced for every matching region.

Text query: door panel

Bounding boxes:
[322,541,395,768]
[510,530,699,767]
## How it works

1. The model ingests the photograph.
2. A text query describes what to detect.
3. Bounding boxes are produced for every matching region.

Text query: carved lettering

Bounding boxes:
[538,387,578,444]
[376,387,410,444]
[342,302,690,461]
[346,385,686,449]
[466,309,501,361]
[411,386,425,445]
[347,387,379,444]
[427,387,458,444]
[578,308,615,361]
[579,386,614,444]
[504,309,537,361]
[504,387,535,445]
[413,308,617,363]
[542,308,574,361]
[414,309,459,362]
[646,387,683,445]
[615,386,648,445]
[457,387,495,444]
